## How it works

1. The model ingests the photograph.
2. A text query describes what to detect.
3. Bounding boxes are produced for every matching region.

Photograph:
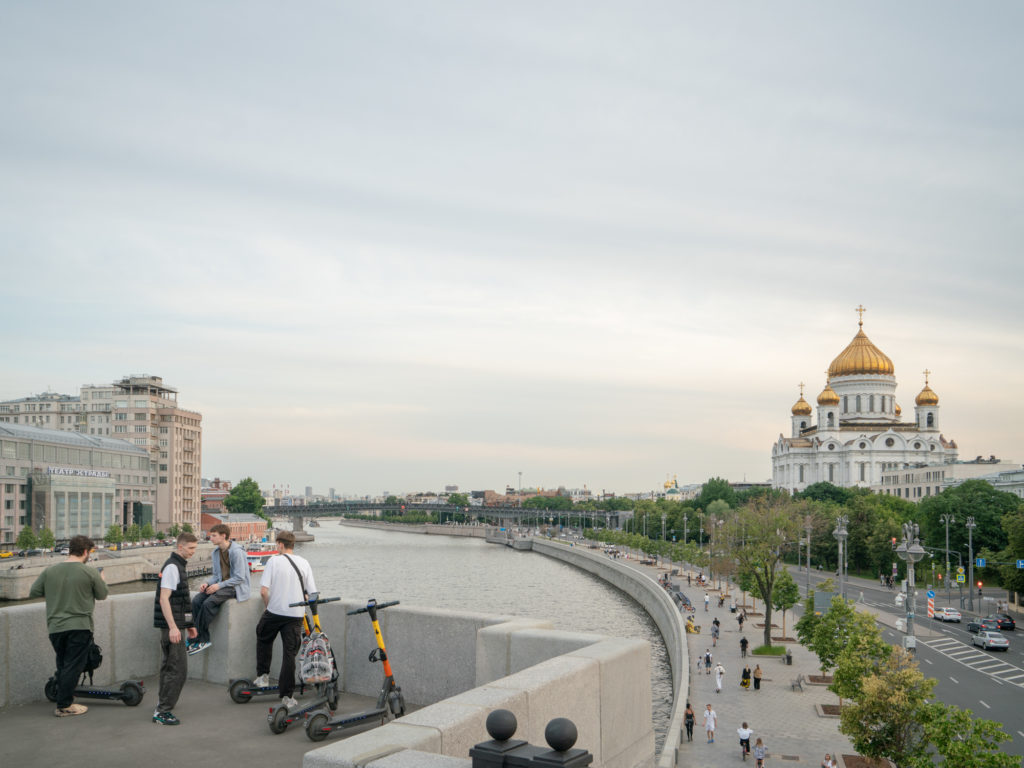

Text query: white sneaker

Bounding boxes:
[281,696,299,710]
[252,674,270,688]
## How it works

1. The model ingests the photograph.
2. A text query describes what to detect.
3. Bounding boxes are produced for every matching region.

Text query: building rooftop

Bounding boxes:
[0,422,148,453]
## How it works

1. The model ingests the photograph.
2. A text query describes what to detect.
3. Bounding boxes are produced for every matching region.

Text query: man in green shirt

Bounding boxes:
[29,534,108,717]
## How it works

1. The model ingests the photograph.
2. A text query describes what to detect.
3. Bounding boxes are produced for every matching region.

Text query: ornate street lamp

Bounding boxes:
[939,513,954,605]
[832,515,849,599]
[895,522,926,650]
[966,516,977,612]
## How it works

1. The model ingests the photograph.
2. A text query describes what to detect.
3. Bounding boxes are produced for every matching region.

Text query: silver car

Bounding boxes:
[973,631,1010,651]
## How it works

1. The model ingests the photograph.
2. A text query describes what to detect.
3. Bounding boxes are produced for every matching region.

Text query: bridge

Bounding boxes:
[265,501,624,536]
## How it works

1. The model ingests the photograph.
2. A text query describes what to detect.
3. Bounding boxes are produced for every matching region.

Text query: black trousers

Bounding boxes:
[191,586,236,644]
[158,628,189,713]
[256,611,303,697]
[49,629,93,709]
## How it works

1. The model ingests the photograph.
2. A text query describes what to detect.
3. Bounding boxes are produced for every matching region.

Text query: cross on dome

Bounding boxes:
[855,304,867,327]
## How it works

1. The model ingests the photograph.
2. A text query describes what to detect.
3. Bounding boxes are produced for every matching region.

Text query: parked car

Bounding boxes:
[967,618,1000,634]
[933,607,962,622]
[0,551,12,558]
[973,631,1010,651]
[987,614,1016,631]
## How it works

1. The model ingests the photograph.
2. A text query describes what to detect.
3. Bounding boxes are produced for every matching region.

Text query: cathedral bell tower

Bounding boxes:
[791,383,812,437]
[914,370,940,431]
[816,377,840,435]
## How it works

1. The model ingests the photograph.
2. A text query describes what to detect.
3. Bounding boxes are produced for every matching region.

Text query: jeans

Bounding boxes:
[158,628,188,713]
[191,586,237,644]
[256,611,303,698]
[49,629,93,709]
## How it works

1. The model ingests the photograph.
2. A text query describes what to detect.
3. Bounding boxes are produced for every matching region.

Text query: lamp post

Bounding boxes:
[895,522,926,649]
[661,513,666,542]
[939,513,954,605]
[804,514,812,598]
[683,514,688,546]
[518,471,522,508]
[966,516,977,612]
[832,515,849,600]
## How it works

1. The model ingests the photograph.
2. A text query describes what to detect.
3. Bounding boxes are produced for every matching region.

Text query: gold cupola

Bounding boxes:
[791,383,812,415]
[817,379,840,406]
[895,403,902,417]
[915,370,939,406]
[827,306,894,377]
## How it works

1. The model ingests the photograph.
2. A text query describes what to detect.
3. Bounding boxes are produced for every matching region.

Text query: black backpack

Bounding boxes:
[81,642,103,685]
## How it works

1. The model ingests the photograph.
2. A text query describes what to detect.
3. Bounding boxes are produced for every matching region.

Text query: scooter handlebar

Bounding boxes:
[287,595,341,608]
[346,599,400,615]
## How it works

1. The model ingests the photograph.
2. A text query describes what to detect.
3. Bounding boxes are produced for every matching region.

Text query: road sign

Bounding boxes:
[956,574,965,583]
[1017,559,1024,569]
[957,566,964,574]
[927,590,935,598]
[976,558,986,568]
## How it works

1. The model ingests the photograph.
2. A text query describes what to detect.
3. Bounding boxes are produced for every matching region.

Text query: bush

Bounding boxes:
[752,645,788,656]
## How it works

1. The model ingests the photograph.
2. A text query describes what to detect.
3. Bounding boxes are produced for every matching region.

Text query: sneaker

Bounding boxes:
[152,710,180,726]
[252,674,271,688]
[280,696,299,710]
[187,641,212,656]
[55,703,88,717]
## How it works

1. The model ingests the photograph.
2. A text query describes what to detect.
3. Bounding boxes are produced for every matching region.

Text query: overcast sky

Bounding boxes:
[2,2,1022,496]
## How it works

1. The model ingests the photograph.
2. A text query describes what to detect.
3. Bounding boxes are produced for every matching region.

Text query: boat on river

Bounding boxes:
[245,543,278,572]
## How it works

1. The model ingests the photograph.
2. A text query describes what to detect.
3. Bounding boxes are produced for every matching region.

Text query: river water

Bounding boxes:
[300,524,672,748]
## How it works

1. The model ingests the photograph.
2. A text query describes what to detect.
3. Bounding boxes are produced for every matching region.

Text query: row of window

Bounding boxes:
[0,440,150,469]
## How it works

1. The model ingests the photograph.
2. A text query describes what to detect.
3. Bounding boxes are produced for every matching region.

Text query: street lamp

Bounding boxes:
[939,513,954,605]
[895,522,926,650]
[683,513,688,546]
[661,513,666,541]
[966,516,977,612]
[832,515,849,600]
[804,514,812,598]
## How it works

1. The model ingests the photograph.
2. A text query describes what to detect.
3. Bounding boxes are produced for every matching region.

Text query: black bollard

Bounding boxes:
[532,717,593,768]
[470,710,528,768]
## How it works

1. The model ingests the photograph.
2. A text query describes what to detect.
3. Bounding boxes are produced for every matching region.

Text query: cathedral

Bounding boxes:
[771,308,958,493]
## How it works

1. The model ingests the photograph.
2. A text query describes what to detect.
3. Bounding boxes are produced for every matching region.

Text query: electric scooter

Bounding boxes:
[45,674,145,707]
[305,598,405,742]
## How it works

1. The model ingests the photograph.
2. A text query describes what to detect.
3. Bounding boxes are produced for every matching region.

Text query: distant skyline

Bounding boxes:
[2,2,1022,495]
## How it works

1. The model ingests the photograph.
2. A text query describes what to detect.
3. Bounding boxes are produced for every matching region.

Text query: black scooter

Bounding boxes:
[45,674,144,707]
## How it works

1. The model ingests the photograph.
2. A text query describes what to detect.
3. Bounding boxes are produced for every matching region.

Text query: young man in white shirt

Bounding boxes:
[252,530,316,710]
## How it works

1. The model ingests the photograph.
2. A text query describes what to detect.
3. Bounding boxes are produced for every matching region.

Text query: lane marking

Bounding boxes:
[923,658,933,665]
[979,700,991,709]
[950,676,959,684]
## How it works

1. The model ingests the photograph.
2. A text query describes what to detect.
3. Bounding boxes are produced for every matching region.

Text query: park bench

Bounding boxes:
[790,673,805,692]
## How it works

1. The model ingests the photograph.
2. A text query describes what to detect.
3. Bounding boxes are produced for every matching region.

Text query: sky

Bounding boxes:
[2,2,1022,497]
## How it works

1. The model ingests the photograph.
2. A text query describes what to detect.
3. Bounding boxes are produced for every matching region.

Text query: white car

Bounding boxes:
[973,631,1010,651]
[933,607,962,622]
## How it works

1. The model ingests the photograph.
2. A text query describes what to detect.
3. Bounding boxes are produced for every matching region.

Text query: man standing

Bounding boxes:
[703,703,717,744]
[253,530,316,711]
[153,532,199,726]
[188,523,250,655]
[29,535,108,717]
[714,661,725,693]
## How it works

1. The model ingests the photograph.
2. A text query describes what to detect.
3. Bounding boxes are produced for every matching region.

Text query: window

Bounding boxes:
[159,477,168,484]
[160,464,168,471]
[914,442,922,449]
[855,395,862,411]
[135,413,147,420]
[926,413,934,428]
[842,396,848,413]
[115,425,127,433]
[859,463,866,481]
[828,464,835,482]
[869,395,875,412]
[114,413,127,421]
[134,400,148,408]
[859,442,867,449]
[134,425,147,433]
[886,438,895,447]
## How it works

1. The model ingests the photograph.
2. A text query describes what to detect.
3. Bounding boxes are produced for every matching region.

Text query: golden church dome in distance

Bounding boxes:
[827,306,894,377]
[817,381,840,406]
[792,396,812,416]
[915,370,939,406]
[895,403,902,416]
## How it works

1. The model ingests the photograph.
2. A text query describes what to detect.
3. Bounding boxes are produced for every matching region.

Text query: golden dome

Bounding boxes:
[817,381,840,406]
[895,403,902,416]
[828,321,894,377]
[915,370,939,406]
[791,396,812,416]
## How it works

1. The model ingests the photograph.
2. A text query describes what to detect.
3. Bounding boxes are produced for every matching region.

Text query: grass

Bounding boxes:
[751,644,788,656]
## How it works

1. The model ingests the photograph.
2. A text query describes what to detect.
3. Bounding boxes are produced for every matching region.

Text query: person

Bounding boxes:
[29,535,108,717]
[683,702,695,742]
[687,573,691,586]
[754,737,767,767]
[714,662,725,693]
[703,703,717,743]
[737,722,753,756]
[741,664,752,689]
[753,664,763,691]
[704,649,713,675]
[711,621,720,647]
[153,531,199,725]
[188,523,251,655]
[737,612,745,631]
[821,753,836,768]
[253,530,316,710]
[704,592,710,611]
[740,636,749,657]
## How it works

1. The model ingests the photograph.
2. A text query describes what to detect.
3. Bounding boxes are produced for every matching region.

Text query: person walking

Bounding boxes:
[821,753,837,768]
[740,636,749,657]
[704,592,710,612]
[252,530,317,711]
[737,612,744,631]
[714,662,725,693]
[704,649,713,675]
[153,532,199,725]
[741,664,752,689]
[753,664,763,691]
[683,702,695,742]
[754,737,767,768]
[711,621,720,647]
[703,703,717,743]
[29,535,108,718]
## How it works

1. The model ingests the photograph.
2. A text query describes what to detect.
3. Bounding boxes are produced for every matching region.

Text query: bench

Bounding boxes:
[791,673,805,691]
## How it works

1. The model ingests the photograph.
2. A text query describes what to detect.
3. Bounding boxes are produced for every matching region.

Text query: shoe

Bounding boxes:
[280,696,299,710]
[55,703,88,717]
[152,711,180,726]
[187,641,212,656]
[252,674,271,688]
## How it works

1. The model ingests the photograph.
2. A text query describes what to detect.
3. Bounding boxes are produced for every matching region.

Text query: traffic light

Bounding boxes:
[977,581,983,588]
[937,573,942,581]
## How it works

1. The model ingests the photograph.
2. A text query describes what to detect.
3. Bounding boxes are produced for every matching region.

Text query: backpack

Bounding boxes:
[299,630,333,684]
[82,642,103,684]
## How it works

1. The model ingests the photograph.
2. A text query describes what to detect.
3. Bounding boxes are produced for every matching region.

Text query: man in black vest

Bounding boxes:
[153,532,198,725]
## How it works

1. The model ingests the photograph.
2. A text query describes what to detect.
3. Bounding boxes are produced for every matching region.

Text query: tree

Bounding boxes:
[796,482,856,505]
[771,568,801,637]
[697,477,736,509]
[830,611,891,704]
[17,525,38,550]
[224,477,267,520]
[918,479,1021,558]
[182,523,193,534]
[125,524,141,543]
[168,523,181,538]
[839,647,933,768]
[105,525,124,545]
[140,522,155,540]
[809,596,860,676]
[795,591,819,647]
[725,497,804,647]
[995,511,1024,594]
[922,703,1018,768]
[447,492,470,507]
[38,527,56,550]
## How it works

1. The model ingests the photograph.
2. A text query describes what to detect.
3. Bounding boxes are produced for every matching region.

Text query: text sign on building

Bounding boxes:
[47,466,111,479]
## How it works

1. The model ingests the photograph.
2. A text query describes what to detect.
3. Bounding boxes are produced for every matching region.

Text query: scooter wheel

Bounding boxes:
[388,691,406,718]
[120,681,144,707]
[44,677,58,703]
[229,679,253,704]
[327,685,338,711]
[268,706,290,735]
[307,712,330,742]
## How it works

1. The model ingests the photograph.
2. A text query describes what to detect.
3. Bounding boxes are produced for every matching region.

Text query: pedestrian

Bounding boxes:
[704,649,713,675]
[153,531,200,725]
[753,664,763,690]
[741,664,751,689]
[714,662,725,693]
[821,753,836,768]
[683,702,695,742]
[29,535,108,718]
[737,722,752,756]
[188,523,251,656]
[703,703,717,743]
[711,622,719,647]
[704,592,710,612]
[687,573,691,586]
[737,612,744,631]
[754,737,767,767]
[252,530,317,711]
[740,636,749,657]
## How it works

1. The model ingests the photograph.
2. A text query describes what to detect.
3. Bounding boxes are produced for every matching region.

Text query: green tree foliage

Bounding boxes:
[796,482,858,505]
[922,703,1018,768]
[38,527,56,550]
[168,523,181,538]
[140,522,155,540]
[182,523,193,533]
[125,524,141,543]
[522,495,573,511]
[830,611,891,704]
[771,568,801,636]
[105,525,124,545]
[224,477,267,520]
[384,495,402,506]
[809,596,860,675]
[696,477,736,509]
[918,479,1021,558]
[446,492,470,507]
[795,591,819,647]
[995,511,1024,595]
[16,526,38,550]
